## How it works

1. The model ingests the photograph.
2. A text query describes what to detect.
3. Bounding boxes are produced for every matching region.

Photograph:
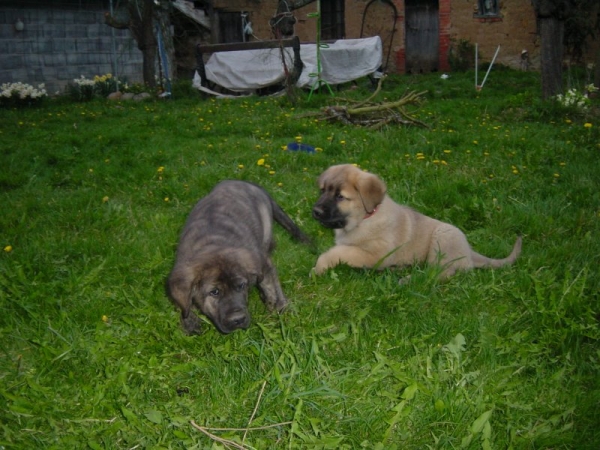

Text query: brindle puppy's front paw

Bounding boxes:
[275,296,289,313]
[181,313,202,335]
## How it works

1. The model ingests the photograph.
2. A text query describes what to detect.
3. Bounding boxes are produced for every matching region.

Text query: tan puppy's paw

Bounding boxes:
[312,255,330,276]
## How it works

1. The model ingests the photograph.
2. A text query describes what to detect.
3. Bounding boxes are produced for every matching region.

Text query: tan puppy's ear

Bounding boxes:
[356,171,386,213]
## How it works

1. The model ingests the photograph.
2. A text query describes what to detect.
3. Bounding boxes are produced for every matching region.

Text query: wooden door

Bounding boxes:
[360,0,398,71]
[405,0,439,73]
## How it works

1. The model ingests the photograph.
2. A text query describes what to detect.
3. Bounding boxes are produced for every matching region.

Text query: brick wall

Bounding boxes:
[449,0,540,71]
[0,4,143,95]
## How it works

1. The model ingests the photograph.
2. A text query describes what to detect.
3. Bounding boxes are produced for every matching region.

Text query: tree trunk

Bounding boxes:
[595,46,600,88]
[156,4,175,84]
[539,16,564,99]
[105,0,159,88]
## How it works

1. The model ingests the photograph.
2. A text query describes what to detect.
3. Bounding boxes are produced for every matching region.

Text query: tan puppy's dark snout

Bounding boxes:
[312,203,325,219]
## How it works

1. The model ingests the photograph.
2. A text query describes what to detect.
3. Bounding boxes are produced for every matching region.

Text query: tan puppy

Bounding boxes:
[312,164,521,280]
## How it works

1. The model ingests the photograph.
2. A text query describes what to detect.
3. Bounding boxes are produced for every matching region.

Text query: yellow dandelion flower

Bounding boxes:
[553,173,560,178]
[4,245,12,253]
[433,160,440,164]
[102,196,109,203]
[473,140,478,144]
[315,147,323,152]
[269,170,275,175]
[584,122,592,128]
[295,135,302,142]
[513,169,519,174]
[559,162,566,166]
[238,164,244,169]
[443,150,451,154]
[441,160,448,165]
[417,155,425,160]
[164,197,170,202]
[102,315,109,323]
[157,166,164,173]
[88,168,93,173]
[257,158,265,166]
[565,119,572,124]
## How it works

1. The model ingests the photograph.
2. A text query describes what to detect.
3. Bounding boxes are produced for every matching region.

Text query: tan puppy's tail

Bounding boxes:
[471,236,522,269]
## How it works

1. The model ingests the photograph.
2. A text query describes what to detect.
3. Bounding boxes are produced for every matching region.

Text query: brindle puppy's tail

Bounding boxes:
[472,236,522,269]
[270,198,313,246]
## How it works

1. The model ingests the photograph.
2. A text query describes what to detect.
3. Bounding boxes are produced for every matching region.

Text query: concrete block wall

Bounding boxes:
[0,6,143,95]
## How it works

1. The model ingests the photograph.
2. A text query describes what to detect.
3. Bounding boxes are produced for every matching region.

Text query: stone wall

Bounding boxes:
[0,2,143,95]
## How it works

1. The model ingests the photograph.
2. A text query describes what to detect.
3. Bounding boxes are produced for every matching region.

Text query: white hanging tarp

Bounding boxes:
[201,36,383,92]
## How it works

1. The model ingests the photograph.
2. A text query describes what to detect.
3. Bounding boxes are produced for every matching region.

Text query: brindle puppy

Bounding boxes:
[312,164,521,281]
[167,180,310,334]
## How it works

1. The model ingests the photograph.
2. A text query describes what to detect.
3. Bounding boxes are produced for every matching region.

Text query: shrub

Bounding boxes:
[93,73,119,97]
[449,38,476,72]
[67,73,120,101]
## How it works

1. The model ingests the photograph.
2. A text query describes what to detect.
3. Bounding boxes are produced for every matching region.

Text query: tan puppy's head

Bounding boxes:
[312,164,386,232]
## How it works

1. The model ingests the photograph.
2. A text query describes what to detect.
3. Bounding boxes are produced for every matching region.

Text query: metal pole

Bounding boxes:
[475,43,478,89]
[109,0,119,91]
[479,45,500,90]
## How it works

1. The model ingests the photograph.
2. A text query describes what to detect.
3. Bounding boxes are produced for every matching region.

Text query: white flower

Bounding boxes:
[0,82,47,102]
[555,88,590,111]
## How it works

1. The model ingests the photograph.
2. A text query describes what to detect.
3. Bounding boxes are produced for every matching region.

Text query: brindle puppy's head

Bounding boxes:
[312,164,386,232]
[168,249,260,335]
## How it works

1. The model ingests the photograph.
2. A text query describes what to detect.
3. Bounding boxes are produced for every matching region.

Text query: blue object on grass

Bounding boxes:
[287,142,316,153]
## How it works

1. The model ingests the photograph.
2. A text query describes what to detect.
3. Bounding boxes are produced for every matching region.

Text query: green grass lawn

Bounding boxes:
[1,69,599,449]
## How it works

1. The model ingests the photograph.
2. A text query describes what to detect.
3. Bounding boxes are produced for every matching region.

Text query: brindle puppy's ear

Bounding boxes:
[167,265,202,334]
[356,171,386,213]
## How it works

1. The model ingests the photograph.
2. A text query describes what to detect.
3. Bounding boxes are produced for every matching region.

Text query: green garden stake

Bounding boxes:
[307,0,334,100]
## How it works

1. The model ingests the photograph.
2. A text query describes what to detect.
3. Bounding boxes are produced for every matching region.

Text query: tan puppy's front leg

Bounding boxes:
[313,245,381,275]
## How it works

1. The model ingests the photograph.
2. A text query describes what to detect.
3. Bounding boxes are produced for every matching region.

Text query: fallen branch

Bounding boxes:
[298,78,429,129]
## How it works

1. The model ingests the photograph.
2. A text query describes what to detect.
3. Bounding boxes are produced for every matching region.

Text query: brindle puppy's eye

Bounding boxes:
[236,281,247,291]
[209,288,220,297]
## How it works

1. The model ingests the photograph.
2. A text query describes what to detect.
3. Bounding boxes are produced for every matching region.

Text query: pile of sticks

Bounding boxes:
[302,76,429,129]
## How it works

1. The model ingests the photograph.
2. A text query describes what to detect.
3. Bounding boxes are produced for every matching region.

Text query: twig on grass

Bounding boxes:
[243,380,267,444]
[190,422,247,450]
[191,381,291,449]
[190,421,293,450]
